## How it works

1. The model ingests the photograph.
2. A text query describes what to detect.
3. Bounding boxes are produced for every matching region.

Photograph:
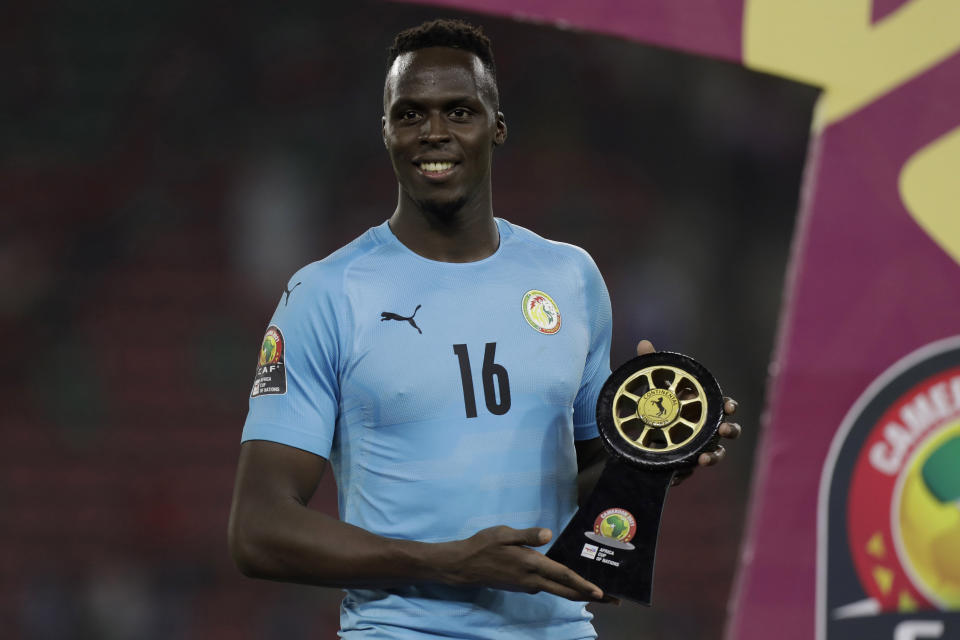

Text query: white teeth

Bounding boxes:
[420,161,454,172]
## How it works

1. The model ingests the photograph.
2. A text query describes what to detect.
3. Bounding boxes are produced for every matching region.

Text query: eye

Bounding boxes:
[449,108,471,119]
[399,110,420,122]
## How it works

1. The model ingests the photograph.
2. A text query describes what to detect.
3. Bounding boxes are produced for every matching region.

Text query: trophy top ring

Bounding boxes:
[597,351,723,469]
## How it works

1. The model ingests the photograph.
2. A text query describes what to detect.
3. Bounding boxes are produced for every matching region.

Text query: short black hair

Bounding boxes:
[387,18,500,108]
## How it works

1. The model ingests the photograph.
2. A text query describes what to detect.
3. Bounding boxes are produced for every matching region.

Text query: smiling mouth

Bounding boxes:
[416,161,458,178]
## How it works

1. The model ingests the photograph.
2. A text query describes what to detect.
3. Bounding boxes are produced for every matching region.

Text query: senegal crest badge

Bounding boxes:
[522,290,561,335]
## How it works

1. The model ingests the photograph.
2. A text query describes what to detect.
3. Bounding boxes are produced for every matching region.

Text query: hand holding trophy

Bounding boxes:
[547,346,727,605]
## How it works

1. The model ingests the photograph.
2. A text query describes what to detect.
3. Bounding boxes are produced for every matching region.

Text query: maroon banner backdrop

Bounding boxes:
[398,1,960,638]
[404,0,746,62]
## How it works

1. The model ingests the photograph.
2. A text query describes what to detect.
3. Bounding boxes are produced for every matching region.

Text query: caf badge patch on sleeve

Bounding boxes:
[251,325,286,397]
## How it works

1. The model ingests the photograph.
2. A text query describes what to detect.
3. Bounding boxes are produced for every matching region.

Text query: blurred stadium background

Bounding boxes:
[0,1,818,638]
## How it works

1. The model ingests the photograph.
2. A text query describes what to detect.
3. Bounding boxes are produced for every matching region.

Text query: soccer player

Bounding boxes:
[228,19,740,639]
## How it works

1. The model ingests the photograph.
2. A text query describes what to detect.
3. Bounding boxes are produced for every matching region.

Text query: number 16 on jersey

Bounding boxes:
[452,343,511,418]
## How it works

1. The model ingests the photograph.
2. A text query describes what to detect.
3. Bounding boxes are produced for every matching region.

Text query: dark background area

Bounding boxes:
[0,1,817,638]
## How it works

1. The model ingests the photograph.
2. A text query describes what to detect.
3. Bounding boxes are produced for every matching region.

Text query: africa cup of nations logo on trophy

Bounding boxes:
[547,351,724,605]
[819,336,960,639]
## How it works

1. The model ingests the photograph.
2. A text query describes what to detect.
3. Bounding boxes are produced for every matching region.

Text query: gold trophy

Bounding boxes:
[547,351,724,605]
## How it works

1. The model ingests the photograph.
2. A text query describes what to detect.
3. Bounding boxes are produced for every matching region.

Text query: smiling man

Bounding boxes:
[228,19,739,639]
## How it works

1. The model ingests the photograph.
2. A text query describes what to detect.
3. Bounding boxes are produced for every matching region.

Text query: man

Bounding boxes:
[228,19,740,639]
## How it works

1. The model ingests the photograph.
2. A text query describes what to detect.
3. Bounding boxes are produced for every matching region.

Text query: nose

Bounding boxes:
[419,112,450,144]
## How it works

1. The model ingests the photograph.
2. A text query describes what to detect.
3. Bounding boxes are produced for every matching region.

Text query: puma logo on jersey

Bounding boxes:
[380,304,422,334]
[283,281,302,306]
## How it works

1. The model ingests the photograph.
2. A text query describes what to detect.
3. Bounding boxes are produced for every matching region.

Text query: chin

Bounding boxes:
[418,195,469,219]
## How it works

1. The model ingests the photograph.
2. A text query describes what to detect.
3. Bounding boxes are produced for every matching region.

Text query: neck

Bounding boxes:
[388,186,499,262]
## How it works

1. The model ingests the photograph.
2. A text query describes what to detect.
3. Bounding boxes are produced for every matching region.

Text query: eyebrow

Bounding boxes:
[390,95,485,111]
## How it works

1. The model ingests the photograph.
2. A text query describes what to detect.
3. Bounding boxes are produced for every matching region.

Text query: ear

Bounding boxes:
[381,116,388,148]
[493,111,507,146]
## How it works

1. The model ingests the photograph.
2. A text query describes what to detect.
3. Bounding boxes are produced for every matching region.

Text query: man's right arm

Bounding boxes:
[227,439,607,602]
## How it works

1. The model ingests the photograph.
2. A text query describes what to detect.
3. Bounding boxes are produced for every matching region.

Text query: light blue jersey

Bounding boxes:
[242,218,612,639]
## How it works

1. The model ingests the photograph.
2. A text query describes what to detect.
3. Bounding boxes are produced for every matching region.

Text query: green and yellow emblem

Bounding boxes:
[594,508,637,543]
[251,325,286,397]
[258,327,283,366]
[522,290,561,335]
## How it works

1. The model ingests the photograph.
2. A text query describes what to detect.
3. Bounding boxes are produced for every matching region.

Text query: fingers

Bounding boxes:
[698,444,725,467]
[471,527,611,603]
[531,528,552,546]
[636,340,656,356]
[534,556,604,602]
[670,466,694,486]
[719,421,741,439]
[723,397,738,416]
[495,526,552,547]
[699,399,739,468]
[532,578,597,602]
[532,577,606,602]
[694,420,739,469]
[720,397,741,441]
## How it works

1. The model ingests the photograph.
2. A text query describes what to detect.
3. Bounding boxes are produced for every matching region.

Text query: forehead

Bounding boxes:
[384,47,492,107]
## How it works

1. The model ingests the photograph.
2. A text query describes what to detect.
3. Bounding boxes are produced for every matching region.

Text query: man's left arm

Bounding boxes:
[575,339,742,501]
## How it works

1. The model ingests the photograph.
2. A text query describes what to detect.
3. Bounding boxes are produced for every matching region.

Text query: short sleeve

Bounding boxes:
[572,252,613,441]
[241,265,348,458]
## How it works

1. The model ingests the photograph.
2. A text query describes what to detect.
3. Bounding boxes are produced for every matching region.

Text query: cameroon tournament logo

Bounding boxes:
[251,325,286,397]
[258,327,283,367]
[584,507,637,551]
[819,336,960,639]
[521,289,561,335]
